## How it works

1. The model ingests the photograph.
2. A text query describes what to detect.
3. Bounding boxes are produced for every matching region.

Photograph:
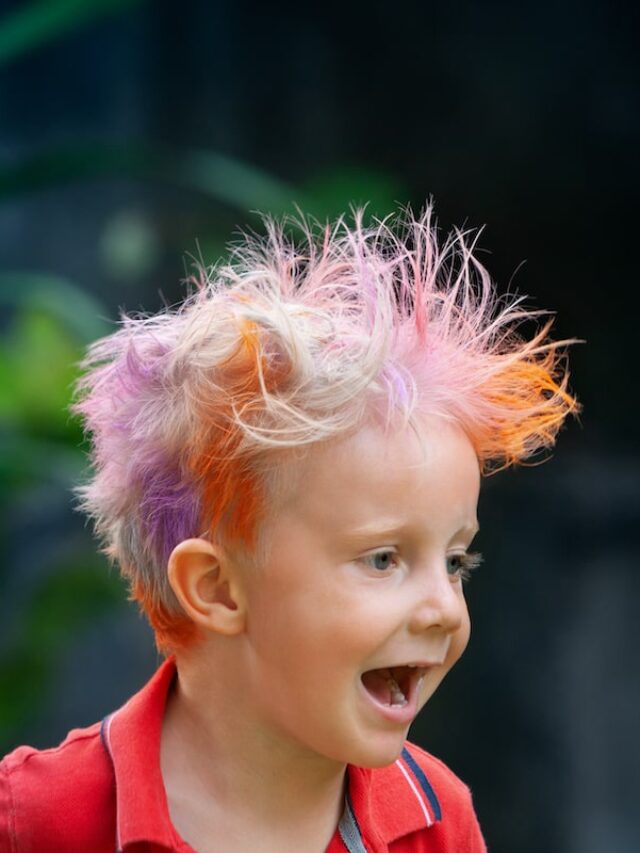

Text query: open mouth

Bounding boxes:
[360,665,425,708]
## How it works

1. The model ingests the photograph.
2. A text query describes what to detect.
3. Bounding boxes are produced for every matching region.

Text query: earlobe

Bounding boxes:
[167,538,247,636]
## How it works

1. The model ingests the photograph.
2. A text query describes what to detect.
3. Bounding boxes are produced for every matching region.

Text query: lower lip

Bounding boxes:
[358,672,426,725]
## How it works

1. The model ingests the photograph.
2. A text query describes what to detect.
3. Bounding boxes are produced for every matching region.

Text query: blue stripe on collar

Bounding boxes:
[401,746,442,821]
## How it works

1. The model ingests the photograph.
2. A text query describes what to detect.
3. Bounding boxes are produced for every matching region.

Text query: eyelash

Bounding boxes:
[361,549,483,582]
[446,552,483,582]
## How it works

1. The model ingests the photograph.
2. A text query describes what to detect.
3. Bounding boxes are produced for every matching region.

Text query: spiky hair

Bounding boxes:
[73,204,579,651]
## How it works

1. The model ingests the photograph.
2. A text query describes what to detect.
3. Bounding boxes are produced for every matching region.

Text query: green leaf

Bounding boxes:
[25,562,126,650]
[0,563,126,750]
[0,0,146,66]
[177,149,297,215]
[0,431,85,489]
[0,143,295,214]
[301,166,408,222]
[0,648,49,736]
[0,273,110,343]
[0,308,82,431]
[0,144,156,197]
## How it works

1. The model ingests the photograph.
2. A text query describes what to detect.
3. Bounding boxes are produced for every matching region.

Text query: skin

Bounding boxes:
[161,415,480,852]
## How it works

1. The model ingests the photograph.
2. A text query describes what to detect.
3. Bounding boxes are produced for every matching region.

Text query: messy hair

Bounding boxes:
[73,204,579,651]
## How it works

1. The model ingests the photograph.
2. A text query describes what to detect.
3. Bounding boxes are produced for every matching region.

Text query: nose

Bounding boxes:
[408,564,466,636]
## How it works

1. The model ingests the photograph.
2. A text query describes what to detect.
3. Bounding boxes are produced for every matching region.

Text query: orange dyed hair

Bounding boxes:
[73,205,580,653]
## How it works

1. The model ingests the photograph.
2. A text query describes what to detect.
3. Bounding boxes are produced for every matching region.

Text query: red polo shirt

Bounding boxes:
[0,659,486,852]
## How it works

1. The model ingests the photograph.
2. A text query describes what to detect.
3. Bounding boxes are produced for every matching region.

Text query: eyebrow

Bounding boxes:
[341,519,480,545]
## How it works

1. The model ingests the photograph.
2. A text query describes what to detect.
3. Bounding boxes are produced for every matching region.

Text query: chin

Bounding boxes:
[344,732,410,769]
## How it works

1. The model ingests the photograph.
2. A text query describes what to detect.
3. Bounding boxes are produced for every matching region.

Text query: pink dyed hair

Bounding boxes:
[73,204,579,652]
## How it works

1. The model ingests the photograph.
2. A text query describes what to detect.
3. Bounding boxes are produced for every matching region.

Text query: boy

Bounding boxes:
[0,206,578,851]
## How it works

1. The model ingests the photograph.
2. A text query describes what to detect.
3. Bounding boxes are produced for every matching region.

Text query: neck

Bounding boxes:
[160,648,346,850]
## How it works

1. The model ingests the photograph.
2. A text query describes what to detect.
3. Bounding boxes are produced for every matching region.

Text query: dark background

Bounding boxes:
[1,2,638,852]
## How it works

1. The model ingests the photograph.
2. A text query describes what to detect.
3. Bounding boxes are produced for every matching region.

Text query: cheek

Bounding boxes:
[448,598,471,667]
[246,572,347,668]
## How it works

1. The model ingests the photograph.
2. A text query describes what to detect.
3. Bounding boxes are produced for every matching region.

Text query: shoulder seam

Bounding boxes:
[3,727,102,772]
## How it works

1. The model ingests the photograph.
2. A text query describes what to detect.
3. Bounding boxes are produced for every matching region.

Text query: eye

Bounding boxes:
[446,551,483,582]
[361,549,398,572]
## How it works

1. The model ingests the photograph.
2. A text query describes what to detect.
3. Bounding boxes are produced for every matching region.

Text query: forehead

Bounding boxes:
[276,416,481,538]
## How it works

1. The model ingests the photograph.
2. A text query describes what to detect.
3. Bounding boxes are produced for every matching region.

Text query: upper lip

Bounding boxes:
[364,660,444,672]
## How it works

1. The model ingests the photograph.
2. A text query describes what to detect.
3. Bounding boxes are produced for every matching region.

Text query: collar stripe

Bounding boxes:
[395,759,433,827]
[400,747,442,822]
[338,792,368,853]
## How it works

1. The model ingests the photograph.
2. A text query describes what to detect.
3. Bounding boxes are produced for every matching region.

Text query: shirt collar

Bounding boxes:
[101,658,442,850]
[347,747,442,846]
[101,656,186,851]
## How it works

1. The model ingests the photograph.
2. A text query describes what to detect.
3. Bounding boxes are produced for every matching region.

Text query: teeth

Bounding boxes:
[386,674,407,707]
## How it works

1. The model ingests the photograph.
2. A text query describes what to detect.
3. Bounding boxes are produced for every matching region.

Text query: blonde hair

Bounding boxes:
[73,204,579,651]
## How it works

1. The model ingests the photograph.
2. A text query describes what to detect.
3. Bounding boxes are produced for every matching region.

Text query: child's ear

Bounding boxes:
[167,539,247,636]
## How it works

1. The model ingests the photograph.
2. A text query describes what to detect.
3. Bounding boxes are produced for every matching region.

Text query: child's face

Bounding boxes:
[241,416,480,769]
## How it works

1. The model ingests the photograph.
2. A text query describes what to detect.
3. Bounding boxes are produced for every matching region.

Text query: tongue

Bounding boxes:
[362,667,407,706]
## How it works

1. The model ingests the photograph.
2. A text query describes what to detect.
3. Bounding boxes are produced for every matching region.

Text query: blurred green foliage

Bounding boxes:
[0,0,146,66]
[0,143,297,213]
[0,276,125,751]
[0,562,126,743]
